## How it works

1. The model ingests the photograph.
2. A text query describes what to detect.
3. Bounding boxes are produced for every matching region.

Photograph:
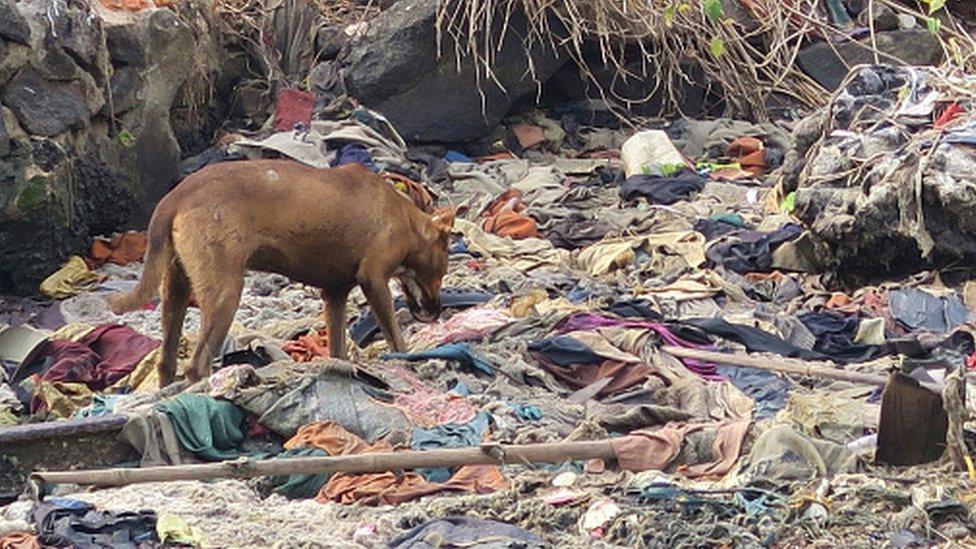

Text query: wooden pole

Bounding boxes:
[32,440,617,488]
[660,345,889,386]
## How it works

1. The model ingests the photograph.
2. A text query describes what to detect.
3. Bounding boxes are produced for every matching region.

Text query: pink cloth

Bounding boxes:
[411,307,513,349]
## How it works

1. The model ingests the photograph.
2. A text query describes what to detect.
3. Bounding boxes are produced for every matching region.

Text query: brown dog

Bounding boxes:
[110,159,454,387]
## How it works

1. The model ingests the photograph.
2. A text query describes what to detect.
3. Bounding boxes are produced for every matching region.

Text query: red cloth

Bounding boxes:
[273,89,315,131]
[282,328,329,362]
[36,324,160,390]
[935,103,965,129]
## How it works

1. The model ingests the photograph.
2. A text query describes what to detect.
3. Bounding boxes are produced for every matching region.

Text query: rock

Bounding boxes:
[50,1,106,76]
[32,47,82,81]
[797,29,943,91]
[123,8,195,220]
[0,0,30,45]
[0,41,28,85]
[106,24,148,67]
[0,103,7,156]
[342,0,566,142]
[857,4,898,31]
[2,67,90,136]
[104,66,143,115]
[315,25,344,60]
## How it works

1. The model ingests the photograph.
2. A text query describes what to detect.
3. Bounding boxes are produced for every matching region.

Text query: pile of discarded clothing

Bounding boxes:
[3,80,976,547]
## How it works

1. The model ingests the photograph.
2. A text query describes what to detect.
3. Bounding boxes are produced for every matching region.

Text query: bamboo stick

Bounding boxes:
[32,440,617,488]
[660,345,889,386]
[0,414,127,445]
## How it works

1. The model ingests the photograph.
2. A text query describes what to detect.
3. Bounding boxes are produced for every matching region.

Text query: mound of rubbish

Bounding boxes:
[786,65,976,276]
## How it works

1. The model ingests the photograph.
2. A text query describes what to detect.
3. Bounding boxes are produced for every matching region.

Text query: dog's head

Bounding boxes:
[398,206,458,323]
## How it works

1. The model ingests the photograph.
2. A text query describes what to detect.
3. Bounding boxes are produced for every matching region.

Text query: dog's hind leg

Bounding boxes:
[323,288,352,359]
[158,259,191,387]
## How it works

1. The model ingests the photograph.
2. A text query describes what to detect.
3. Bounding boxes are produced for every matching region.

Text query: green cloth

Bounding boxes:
[268,447,330,498]
[710,212,746,227]
[156,393,245,461]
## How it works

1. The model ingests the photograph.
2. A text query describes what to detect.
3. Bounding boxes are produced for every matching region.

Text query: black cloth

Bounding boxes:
[693,218,745,241]
[605,298,663,320]
[179,147,244,180]
[798,311,886,363]
[34,498,158,548]
[684,317,833,362]
[546,214,613,250]
[527,336,603,366]
[618,172,706,205]
[388,516,544,549]
[706,224,803,274]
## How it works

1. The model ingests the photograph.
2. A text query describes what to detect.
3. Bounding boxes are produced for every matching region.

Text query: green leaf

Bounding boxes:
[117,129,135,148]
[927,16,941,33]
[709,37,726,58]
[703,0,723,22]
[664,4,677,26]
[929,0,946,14]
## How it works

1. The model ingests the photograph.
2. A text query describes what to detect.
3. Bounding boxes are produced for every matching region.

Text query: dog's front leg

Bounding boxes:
[358,276,407,353]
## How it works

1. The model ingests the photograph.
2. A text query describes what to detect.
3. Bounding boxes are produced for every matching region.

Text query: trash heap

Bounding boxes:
[2,68,976,546]
[787,65,976,275]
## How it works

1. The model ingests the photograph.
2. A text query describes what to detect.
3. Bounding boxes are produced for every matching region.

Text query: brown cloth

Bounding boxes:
[0,532,40,549]
[285,421,508,505]
[610,420,751,478]
[726,136,766,177]
[89,232,148,268]
[530,353,653,398]
[876,373,948,466]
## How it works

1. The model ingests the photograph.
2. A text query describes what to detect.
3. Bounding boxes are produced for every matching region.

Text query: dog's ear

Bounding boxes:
[430,206,457,234]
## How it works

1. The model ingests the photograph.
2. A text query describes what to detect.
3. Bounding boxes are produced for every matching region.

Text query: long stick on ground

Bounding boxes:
[661,346,889,386]
[32,440,617,488]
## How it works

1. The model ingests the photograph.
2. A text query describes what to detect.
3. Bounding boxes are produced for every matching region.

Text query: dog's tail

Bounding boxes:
[109,204,177,315]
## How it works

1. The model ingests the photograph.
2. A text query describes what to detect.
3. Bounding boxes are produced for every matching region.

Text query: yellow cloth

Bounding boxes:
[157,513,207,547]
[39,256,101,299]
[51,323,97,342]
[35,381,93,418]
[576,232,705,277]
[640,271,724,301]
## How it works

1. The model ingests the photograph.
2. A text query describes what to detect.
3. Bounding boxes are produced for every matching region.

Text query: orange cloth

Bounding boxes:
[744,271,787,282]
[0,532,40,549]
[726,136,766,177]
[99,0,149,10]
[89,231,148,268]
[476,152,516,162]
[825,292,853,310]
[281,328,329,362]
[480,190,539,239]
[287,421,508,505]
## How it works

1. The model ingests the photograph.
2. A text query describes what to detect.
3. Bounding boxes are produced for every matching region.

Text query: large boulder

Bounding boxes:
[342,0,566,142]
[797,29,943,91]
[2,67,91,136]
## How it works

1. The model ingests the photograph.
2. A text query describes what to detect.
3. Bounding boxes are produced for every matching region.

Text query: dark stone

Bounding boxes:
[50,2,105,75]
[105,23,148,67]
[0,103,7,157]
[2,67,90,136]
[32,47,81,81]
[0,141,136,295]
[856,3,898,31]
[797,29,943,91]
[342,0,566,142]
[0,0,30,45]
[315,25,344,60]
[0,41,29,85]
[104,65,142,115]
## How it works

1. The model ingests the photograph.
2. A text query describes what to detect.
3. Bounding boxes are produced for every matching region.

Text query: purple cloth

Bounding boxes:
[555,313,722,380]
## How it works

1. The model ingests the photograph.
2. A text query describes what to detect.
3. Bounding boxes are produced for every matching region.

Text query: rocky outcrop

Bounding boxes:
[342,0,566,142]
[0,0,220,295]
[797,29,944,91]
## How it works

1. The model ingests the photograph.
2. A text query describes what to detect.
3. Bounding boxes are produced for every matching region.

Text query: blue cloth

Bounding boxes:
[451,381,472,396]
[527,336,602,366]
[507,403,542,421]
[331,143,377,171]
[444,150,473,163]
[449,237,469,255]
[716,365,790,420]
[411,411,491,481]
[72,394,123,419]
[382,343,494,377]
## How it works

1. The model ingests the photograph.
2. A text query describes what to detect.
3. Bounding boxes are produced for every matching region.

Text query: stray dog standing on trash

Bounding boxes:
[109,159,455,387]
